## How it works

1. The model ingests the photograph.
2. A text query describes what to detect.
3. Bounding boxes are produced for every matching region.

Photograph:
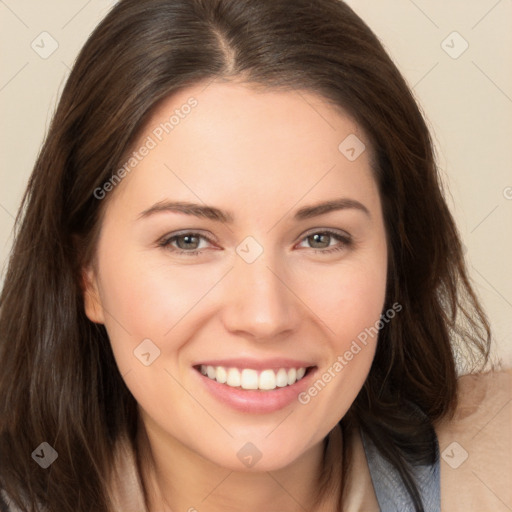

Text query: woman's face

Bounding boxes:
[83,80,388,471]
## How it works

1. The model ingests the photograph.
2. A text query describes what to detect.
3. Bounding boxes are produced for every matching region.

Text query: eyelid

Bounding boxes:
[165,229,218,242]
[293,228,353,252]
[157,231,217,251]
[158,228,353,259]
[298,227,351,241]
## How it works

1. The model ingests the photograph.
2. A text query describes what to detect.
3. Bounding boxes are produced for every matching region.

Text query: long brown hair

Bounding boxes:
[0,0,492,510]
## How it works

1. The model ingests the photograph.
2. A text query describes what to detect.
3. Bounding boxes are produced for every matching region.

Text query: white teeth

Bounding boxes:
[226,368,241,387]
[216,366,227,384]
[199,365,309,390]
[206,365,216,379]
[259,369,276,390]
[241,369,259,390]
[276,368,289,387]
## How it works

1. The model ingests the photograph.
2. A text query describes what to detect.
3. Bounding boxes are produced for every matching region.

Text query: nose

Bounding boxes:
[220,250,301,341]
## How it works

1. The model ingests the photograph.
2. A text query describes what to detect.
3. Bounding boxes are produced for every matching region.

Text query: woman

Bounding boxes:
[0,0,510,511]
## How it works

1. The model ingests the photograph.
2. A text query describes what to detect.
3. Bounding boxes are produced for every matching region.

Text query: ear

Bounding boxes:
[81,265,105,324]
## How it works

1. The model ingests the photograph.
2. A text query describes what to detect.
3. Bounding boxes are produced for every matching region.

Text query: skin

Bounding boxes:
[82,80,388,511]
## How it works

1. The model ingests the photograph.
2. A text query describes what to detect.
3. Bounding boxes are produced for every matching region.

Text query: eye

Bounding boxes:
[158,232,214,256]
[296,229,352,254]
[158,229,353,257]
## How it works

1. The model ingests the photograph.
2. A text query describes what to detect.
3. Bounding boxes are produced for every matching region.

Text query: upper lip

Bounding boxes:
[193,358,316,371]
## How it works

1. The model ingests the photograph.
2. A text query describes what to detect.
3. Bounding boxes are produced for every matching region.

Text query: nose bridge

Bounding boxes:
[221,244,299,339]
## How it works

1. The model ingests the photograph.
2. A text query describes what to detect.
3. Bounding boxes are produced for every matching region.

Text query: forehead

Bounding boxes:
[106,80,378,218]
[145,79,367,160]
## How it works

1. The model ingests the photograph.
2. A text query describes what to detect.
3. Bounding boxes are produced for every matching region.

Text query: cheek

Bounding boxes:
[98,253,208,335]
[295,260,386,427]
[297,256,387,348]
[96,243,230,376]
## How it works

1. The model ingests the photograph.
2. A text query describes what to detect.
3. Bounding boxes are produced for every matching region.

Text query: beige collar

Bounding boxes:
[108,368,512,511]
[107,421,379,512]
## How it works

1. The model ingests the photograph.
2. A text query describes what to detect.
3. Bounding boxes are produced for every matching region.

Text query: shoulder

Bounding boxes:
[108,433,147,512]
[0,489,23,512]
[435,367,512,511]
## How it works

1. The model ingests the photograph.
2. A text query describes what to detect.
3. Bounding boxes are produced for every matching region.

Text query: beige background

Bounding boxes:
[1,1,511,368]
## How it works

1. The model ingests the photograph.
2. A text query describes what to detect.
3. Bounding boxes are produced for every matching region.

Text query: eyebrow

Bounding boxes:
[137,198,371,223]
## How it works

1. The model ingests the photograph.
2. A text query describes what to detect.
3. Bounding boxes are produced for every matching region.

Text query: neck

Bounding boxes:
[136,414,341,512]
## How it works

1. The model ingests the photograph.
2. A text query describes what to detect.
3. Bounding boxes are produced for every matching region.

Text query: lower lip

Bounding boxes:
[194,367,317,414]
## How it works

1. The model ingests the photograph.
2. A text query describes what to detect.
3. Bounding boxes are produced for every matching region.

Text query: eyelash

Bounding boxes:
[158,229,353,257]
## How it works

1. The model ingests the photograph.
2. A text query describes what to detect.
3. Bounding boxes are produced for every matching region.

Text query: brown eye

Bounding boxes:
[159,232,213,255]
[175,234,201,250]
[298,230,353,254]
[307,233,331,249]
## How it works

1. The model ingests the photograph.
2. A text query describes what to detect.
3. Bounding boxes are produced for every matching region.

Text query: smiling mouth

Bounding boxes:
[193,364,316,391]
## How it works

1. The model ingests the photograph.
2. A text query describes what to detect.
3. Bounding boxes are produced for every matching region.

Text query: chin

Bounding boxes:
[195,433,319,473]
